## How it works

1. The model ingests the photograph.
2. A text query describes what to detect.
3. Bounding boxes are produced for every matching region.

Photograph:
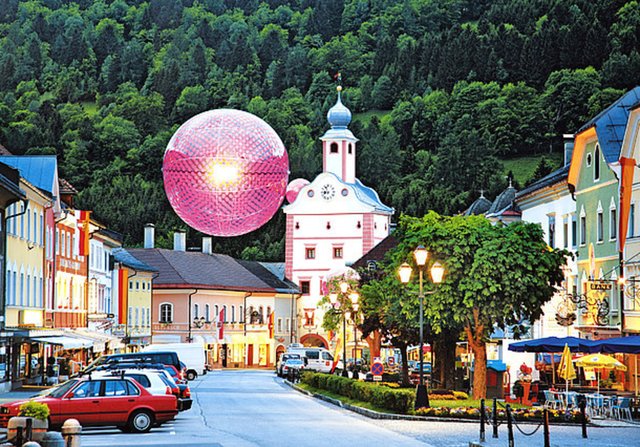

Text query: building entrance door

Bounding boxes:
[247,344,254,366]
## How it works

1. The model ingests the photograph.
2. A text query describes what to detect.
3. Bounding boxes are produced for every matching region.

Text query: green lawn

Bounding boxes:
[501,152,564,185]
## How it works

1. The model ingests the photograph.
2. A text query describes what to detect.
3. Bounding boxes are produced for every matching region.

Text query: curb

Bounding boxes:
[284,380,639,427]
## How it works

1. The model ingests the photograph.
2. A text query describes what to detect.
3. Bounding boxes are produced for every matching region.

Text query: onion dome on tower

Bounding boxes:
[327,86,352,129]
[321,86,358,183]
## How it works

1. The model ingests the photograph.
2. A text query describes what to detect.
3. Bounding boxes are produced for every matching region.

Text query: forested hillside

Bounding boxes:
[1,0,639,258]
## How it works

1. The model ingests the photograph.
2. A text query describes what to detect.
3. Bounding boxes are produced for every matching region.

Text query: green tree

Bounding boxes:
[392,213,569,399]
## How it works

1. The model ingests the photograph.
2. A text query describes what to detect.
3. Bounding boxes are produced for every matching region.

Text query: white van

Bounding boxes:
[286,347,334,373]
[143,342,206,380]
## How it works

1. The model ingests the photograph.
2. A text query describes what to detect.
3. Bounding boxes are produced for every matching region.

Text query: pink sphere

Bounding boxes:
[285,178,310,203]
[163,109,289,236]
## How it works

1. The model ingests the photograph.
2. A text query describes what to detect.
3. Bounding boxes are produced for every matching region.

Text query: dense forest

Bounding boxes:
[1,0,639,258]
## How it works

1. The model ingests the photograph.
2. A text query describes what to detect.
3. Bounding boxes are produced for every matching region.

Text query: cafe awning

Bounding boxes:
[586,336,640,354]
[508,336,599,353]
[32,336,94,350]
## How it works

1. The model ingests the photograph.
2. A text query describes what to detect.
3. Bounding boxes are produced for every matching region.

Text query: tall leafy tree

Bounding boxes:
[391,213,569,398]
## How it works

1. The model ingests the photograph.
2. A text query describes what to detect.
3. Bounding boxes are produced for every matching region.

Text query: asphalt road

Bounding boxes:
[2,370,640,446]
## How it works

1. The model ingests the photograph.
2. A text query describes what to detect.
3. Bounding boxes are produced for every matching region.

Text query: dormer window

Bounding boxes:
[330,142,338,153]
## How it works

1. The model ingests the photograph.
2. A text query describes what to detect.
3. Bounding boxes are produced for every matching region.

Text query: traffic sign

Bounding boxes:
[371,362,384,376]
[373,375,382,382]
[387,357,395,366]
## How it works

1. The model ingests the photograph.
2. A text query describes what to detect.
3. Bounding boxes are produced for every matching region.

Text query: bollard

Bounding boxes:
[40,432,65,447]
[543,407,550,447]
[61,419,82,447]
[16,425,24,447]
[506,404,514,447]
[23,442,41,447]
[579,398,588,439]
[479,399,486,443]
[492,398,498,439]
[25,417,33,442]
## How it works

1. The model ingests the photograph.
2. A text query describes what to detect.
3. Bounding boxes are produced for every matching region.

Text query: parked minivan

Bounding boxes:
[285,347,333,373]
[143,343,207,380]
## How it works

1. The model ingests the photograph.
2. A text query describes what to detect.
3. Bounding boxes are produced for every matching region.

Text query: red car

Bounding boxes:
[0,376,178,433]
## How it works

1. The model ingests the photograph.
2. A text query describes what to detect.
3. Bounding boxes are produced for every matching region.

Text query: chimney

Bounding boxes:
[202,237,212,254]
[563,134,575,167]
[173,229,186,251]
[144,224,155,249]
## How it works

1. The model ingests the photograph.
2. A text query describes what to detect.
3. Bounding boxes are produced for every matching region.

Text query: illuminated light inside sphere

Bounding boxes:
[163,109,289,237]
[286,178,310,203]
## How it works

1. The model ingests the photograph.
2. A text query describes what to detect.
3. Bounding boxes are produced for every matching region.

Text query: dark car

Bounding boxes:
[0,376,178,433]
[83,353,182,377]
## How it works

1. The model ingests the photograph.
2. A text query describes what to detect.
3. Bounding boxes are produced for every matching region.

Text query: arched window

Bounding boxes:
[348,143,353,154]
[205,304,210,322]
[330,142,338,153]
[223,305,228,323]
[240,305,244,323]
[160,303,173,323]
[214,305,219,320]
[259,306,264,324]
[231,305,235,323]
[194,303,199,319]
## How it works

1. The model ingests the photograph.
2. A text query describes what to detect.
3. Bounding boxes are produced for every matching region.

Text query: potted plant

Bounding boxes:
[8,401,50,443]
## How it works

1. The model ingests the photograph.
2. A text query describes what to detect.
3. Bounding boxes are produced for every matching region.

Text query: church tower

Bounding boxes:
[282,86,394,350]
[321,86,358,183]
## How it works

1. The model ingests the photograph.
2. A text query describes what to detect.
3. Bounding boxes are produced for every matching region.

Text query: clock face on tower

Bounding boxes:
[320,184,335,201]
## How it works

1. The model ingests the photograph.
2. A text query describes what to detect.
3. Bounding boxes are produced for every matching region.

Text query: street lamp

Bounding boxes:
[329,281,359,378]
[399,245,444,410]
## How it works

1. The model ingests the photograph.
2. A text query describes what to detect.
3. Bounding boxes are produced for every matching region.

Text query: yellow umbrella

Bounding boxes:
[575,354,627,394]
[558,344,576,401]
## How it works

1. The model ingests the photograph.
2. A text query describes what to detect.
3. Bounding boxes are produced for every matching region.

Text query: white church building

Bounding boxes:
[283,87,393,349]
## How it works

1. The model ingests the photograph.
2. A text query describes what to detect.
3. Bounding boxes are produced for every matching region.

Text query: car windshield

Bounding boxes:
[49,379,79,398]
[286,360,303,365]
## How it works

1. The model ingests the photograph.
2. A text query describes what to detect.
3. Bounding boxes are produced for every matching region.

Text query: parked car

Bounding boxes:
[83,352,183,378]
[93,364,192,411]
[276,353,301,377]
[0,376,178,433]
[282,358,305,377]
[411,362,432,374]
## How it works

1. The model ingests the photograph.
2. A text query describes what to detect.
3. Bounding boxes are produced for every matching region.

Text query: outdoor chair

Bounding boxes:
[543,390,562,409]
[611,397,633,421]
[586,394,606,418]
[566,391,579,409]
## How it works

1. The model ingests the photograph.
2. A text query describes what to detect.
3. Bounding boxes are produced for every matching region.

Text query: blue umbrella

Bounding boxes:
[508,336,599,353]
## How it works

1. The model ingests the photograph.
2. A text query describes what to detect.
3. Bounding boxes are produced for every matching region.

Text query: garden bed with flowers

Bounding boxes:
[415,406,588,423]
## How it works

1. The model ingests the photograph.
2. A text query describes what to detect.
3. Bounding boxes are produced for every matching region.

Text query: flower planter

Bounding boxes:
[7,416,49,443]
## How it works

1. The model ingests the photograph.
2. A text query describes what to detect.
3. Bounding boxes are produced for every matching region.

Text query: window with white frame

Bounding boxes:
[580,214,586,246]
[231,305,235,323]
[563,217,568,248]
[597,210,604,242]
[630,204,636,238]
[548,215,556,248]
[277,318,283,333]
[610,207,617,240]
[194,303,199,319]
[205,304,210,322]
[594,145,601,180]
[160,303,173,323]
[223,305,227,322]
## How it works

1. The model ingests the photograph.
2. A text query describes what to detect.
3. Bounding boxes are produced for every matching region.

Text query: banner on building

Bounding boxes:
[78,210,91,256]
[216,308,224,340]
[268,312,274,338]
[118,269,128,325]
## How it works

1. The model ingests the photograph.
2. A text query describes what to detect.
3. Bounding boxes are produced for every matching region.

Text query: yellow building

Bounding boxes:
[112,248,155,350]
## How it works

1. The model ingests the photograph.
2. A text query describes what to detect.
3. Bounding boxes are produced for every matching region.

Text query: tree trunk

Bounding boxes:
[433,330,458,390]
[364,329,381,366]
[399,343,411,386]
[465,314,487,399]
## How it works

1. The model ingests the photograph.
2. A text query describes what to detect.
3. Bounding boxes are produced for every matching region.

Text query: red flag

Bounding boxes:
[619,156,635,253]
[268,312,275,338]
[217,308,224,340]
[78,210,91,256]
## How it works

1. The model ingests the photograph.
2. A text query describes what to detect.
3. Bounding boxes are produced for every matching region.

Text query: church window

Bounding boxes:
[580,215,586,246]
[305,247,315,259]
[341,188,348,197]
[300,281,310,295]
[586,153,592,167]
[307,190,314,198]
[333,247,343,259]
[348,143,353,154]
[330,143,338,153]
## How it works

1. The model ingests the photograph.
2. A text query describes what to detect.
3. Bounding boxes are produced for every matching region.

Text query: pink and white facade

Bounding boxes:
[283,88,393,348]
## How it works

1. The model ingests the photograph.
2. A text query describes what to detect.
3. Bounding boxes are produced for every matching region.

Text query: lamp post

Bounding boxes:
[329,281,359,378]
[398,245,444,410]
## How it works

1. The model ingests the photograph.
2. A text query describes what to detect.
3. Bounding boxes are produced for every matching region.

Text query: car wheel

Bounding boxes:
[128,410,154,433]
[186,371,197,381]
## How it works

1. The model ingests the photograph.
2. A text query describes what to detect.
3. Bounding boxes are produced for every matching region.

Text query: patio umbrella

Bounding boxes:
[557,343,577,400]
[575,354,627,394]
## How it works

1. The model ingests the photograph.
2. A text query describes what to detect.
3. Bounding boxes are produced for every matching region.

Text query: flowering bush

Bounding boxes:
[414,405,588,423]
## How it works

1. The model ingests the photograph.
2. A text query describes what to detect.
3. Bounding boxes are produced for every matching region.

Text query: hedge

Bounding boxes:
[301,371,415,414]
